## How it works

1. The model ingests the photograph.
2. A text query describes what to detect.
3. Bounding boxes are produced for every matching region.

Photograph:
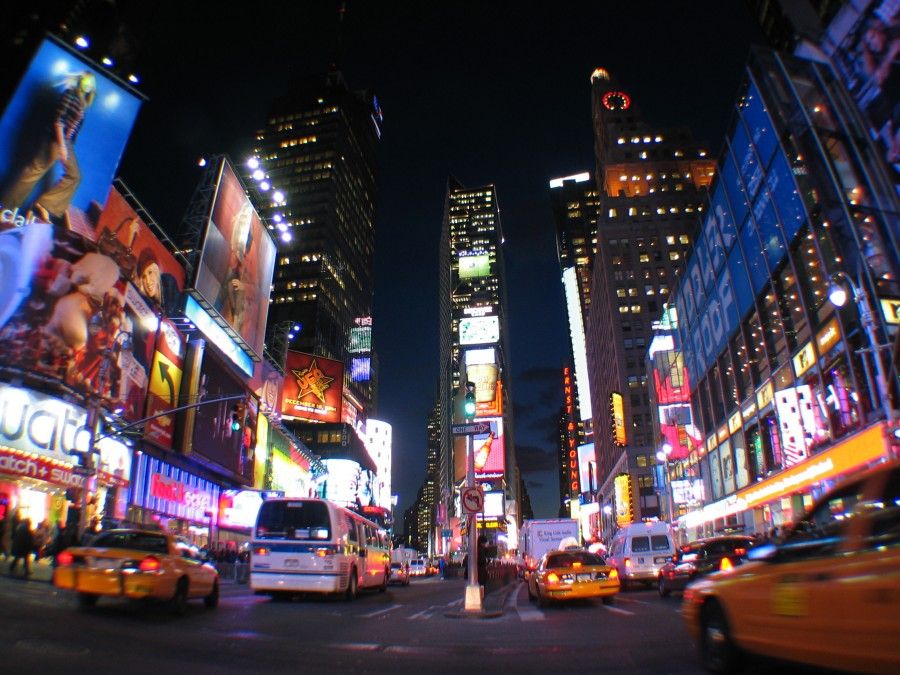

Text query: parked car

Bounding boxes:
[527,549,619,607]
[389,562,410,586]
[54,529,219,614]
[658,535,756,597]
[682,459,900,673]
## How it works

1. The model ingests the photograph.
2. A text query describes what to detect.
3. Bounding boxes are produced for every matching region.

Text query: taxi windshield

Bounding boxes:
[92,531,169,554]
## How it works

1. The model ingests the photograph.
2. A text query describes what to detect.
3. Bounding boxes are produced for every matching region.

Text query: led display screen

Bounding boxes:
[614,473,633,527]
[218,489,265,530]
[483,491,504,518]
[577,443,596,494]
[453,417,505,482]
[350,356,371,382]
[459,315,499,345]
[280,351,344,423]
[464,347,495,365]
[458,253,490,279]
[610,392,626,447]
[193,158,276,358]
[0,38,142,235]
[349,325,372,353]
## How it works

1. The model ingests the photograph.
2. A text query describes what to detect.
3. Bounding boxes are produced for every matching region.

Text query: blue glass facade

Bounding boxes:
[668,50,900,535]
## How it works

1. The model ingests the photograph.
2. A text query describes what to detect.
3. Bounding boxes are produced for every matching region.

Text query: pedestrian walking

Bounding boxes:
[9,518,35,577]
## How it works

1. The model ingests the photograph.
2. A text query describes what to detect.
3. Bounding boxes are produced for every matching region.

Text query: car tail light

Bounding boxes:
[138,556,161,572]
[546,572,560,584]
[572,561,582,569]
[609,568,619,580]
[254,547,270,557]
[720,557,734,572]
[315,548,336,557]
[734,547,747,557]
[624,557,631,568]
[56,551,74,566]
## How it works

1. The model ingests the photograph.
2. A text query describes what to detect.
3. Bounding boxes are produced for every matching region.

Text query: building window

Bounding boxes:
[639,254,650,263]
[669,251,680,261]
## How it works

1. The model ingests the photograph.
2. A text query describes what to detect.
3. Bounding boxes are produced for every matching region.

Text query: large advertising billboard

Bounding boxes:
[0,224,155,419]
[189,348,254,482]
[0,38,142,234]
[458,253,490,279]
[89,187,185,315]
[280,351,344,423]
[459,315,500,345]
[453,417,505,482]
[143,318,185,450]
[193,158,276,358]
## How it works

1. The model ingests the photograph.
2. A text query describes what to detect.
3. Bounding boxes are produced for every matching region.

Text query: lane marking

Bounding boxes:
[511,585,545,621]
[615,596,650,605]
[604,605,634,616]
[407,609,432,620]
[359,604,402,618]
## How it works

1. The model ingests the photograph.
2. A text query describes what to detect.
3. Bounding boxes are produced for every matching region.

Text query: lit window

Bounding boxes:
[640,151,647,159]
[645,285,655,295]
[617,137,625,144]
[639,254,650,263]
[669,251,680,261]
[631,137,640,143]
[619,306,630,313]
[617,288,627,298]
[643,136,651,143]
[674,150,683,157]
[629,287,638,297]
[628,207,637,216]
[657,208,666,215]
[666,235,675,245]
[679,234,690,244]
[654,136,662,142]
[631,304,642,313]
[608,208,617,218]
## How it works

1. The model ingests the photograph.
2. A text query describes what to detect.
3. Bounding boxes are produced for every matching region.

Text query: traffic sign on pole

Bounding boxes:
[461,486,484,514]
[451,421,491,435]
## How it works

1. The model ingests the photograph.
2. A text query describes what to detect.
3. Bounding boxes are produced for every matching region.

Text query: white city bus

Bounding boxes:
[250,497,390,599]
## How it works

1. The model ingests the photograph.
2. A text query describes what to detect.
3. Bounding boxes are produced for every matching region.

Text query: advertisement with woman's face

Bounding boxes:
[0,223,155,419]
[90,187,185,315]
[192,159,276,357]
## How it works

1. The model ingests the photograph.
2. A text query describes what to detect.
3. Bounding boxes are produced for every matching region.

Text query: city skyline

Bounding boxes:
[110,2,761,520]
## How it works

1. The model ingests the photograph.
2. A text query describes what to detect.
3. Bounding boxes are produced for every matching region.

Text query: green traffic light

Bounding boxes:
[464,400,476,417]
[231,418,241,432]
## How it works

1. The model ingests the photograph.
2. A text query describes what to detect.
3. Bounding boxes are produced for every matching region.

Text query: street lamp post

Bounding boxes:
[829,268,895,447]
[78,325,132,542]
[462,381,482,612]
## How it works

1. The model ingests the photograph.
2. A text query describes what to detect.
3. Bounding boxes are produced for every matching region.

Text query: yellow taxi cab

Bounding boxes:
[54,529,220,614]
[527,548,620,607]
[682,459,900,673]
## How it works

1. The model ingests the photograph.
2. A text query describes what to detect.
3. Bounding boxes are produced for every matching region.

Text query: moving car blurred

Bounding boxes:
[527,549,619,607]
[658,535,756,597]
[682,459,900,673]
[54,529,220,614]
[605,521,675,589]
[409,558,427,576]
[389,562,410,586]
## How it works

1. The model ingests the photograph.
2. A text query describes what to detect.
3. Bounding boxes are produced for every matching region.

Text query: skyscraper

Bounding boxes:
[250,70,382,419]
[550,172,601,513]
[586,68,716,536]
[438,178,518,553]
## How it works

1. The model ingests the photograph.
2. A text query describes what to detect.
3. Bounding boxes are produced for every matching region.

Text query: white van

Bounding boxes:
[605,521,675,589]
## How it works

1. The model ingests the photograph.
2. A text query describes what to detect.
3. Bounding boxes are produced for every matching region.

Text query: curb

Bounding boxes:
[444,579,519,619]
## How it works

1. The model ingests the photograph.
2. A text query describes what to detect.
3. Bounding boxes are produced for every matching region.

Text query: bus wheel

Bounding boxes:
[345,568,358,600]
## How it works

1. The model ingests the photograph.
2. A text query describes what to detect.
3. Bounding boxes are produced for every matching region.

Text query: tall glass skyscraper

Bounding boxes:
[251,70,381,419]
[438,179,518,554]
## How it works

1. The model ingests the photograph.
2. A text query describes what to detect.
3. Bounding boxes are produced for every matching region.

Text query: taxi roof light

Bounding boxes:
[609,568,619,580]
[56,551,74,566]
[720,557,734,572]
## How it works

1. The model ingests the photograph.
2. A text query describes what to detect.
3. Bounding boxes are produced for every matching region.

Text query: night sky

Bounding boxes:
[116,2,763,522]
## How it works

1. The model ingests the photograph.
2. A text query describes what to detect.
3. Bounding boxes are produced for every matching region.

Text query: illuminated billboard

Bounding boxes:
[614,473,633,527]
[190,348,255,482]
[465,347,495,365]
[143,318,185,450]
[0,224,155,419]
[218,489,265,530]
[483,491,505,518]
[453,417,505,482]
[563,266,592,421]
[577,443,596,494]
[610,392,626,447]
[90,187,185,314]
[280,351,344,423]
[193,158,276,358]
[350,357,371,382]
[0,38,142,235]
[458,253,490,279]
[467,364,497,403]
[349,326,372,353]
[459,315,499,345]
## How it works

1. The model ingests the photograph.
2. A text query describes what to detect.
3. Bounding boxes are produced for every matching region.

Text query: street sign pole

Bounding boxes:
[464,430,482,612]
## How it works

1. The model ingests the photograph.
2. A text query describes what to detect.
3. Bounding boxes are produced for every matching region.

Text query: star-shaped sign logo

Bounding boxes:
[292,359,335,404]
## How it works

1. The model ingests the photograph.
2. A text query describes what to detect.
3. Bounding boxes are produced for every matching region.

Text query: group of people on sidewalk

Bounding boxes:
[0,510,74,578]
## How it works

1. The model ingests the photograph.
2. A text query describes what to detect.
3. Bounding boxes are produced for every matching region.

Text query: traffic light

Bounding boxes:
[230,400,246,432]
[464,381,477,419]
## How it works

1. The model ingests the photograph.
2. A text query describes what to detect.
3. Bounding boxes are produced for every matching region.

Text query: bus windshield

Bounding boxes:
[255,500,331,540]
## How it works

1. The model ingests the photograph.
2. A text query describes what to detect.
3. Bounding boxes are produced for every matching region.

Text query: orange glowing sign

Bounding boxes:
[610,392,626,447]
[280,351,344,423]
[614,473,633,527]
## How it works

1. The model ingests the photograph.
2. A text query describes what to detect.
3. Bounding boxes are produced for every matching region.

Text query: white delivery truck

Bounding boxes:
[390,546,418,568]
[519,519,580,577]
